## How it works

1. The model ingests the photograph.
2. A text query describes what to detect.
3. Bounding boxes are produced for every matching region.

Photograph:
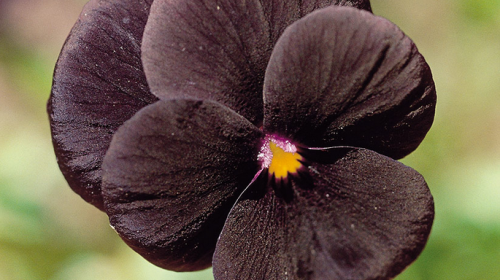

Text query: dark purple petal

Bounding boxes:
[142,0,372,126]
[47,0,157,210]
[264,6,436,159]
[213,148,433,280]
[102,99,263,271]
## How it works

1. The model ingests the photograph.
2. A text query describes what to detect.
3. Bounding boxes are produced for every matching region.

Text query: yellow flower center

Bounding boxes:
[268,141,303,179]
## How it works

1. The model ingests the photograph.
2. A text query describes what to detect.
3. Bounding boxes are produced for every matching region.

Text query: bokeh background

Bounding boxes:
[1,0,499,279]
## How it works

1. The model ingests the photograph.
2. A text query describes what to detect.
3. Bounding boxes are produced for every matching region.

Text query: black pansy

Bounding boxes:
[48,0,436,279]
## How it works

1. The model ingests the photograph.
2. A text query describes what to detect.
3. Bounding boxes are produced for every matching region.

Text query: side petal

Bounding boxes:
[47,0,157,210]
[263,6,436,159]
[142,0,372,125]
[213,148,433,280]
[102,99,263,271]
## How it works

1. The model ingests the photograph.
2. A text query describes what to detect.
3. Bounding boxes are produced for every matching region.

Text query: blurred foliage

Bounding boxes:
[0,0,499,279]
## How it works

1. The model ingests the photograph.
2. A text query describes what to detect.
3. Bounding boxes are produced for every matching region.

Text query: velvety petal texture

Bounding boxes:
[48,0,156,210]
[102,99,263,271]
[142,0,372,125]
[50,0,437,278]
[264,6,436,159]
[214,148,434,280]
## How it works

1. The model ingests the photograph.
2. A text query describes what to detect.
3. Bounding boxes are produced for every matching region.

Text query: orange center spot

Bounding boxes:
[268,142,303,179]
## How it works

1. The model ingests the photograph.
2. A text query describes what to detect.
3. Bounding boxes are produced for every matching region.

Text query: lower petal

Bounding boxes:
[213,148,433,280]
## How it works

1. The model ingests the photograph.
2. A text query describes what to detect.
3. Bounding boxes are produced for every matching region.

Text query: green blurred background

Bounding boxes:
[1,0,499,279]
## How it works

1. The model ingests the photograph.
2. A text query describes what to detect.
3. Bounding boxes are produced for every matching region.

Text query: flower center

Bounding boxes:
[258,135,303,179]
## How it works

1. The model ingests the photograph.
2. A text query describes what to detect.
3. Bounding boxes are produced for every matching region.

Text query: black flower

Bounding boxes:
[48,0,436,279]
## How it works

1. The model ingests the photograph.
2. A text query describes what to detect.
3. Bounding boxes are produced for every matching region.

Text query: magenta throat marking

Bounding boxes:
[257,135,298,169]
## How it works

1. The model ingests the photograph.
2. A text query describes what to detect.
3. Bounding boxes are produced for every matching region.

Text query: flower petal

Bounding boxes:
[213,148,433,280]
[142,0,372,125]
[263,6,436,159]
[47,0,157,210]
[102,99,263,271]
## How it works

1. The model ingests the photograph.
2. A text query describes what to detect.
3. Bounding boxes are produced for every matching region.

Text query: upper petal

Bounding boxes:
[142,0,372,126]
[263,6,436,159]
[213,147,434,280]
[102,99,263,271]
[47,0,157,210]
